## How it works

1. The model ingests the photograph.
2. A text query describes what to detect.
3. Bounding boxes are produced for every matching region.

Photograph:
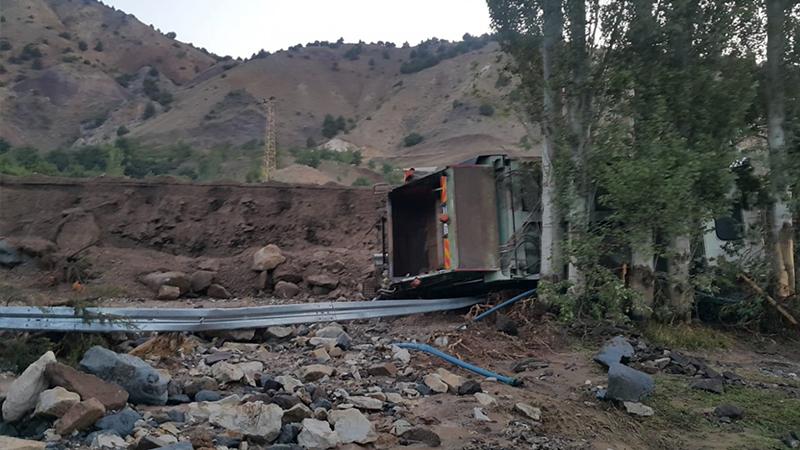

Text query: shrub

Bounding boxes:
[78,40,88,51]
[115,73,135,87]
[93,41,104,52]
[116,125,129,136]
[344,44,362,61]
[20,43,42,60]
[403,132,423,147]
[321,114,347,139]
[295,150,321,168]
[46,149,71,171]
[306,136,317,148]
[478,103,495,116]
[0,138,11,154]
[352,177,370,187]
[165,31,177,39]
[0,64,6,74]
[0,40,12,51]
[142,102,156,120]
[61,55,79,63]
[58,31,72,40]
[31,58,43,70]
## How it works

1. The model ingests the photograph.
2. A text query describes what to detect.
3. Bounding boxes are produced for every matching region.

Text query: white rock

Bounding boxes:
[391,419,414,436]
[423,373,449,394]
[252,244,286,271]
[0,436,46,450]
[2,351,56,422]
[514,402,542,421]
[209,401,283,441]
[298,364,334,382]
[347,395,384,411]
[623,401,654,417]
[34,387,81,418]
[315,325,346,339]
[328,408,377,444]
[90,432,127,448]
[238,361,264,387]
[473,407,492,422]
[391,346,411,364]
[436,368,466,392]
[298,418,340,449]
[474,392,497,407]
[275,375,303,393]
[211,361,244,384]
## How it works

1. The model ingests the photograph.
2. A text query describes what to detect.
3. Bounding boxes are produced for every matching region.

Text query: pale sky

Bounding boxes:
[104,0,494,58]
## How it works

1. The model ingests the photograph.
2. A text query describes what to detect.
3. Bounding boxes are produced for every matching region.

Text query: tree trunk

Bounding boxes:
[667,235,693,323]
[630,233,655,320]
[766,0,796,298]
[539,0,565,281]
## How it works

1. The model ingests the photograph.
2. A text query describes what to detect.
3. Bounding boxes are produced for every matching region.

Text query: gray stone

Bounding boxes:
[594,336,635,368]
[400,427,441,447]
[495,314,519,335]
[423,374,448,394]
[474,392,497,407]
[190,270,216,293]
[690,378,724,394]
[157,285,181,300]
[347,396,383,411]
[274,281,300,299]
[153,443,193,450]
[266,326,295,339]
[195,390,221,402]
[473,407,491,422]
[297,418,340,449]
[79,346,169,405]
[328,408,377,444]
[623,401,654,417]
[211,361,244,383]
[606,363,654,402]
[276,423,302,444]
[298,364,334,382]
[714,404,744,420]
[207,284,231,299]
[457,380,482,395]
[253,244,286,271]
[2,351,56,422]
[90,432,128,448]
[209,401,283,441]
[184,376,217,397]
[306,274,339,290]
[282,403,313,424]
[34,386,80,418]
[141,271,191,295]
[514,402,542,421]
[95,407,141,437]
[0,436,46,450]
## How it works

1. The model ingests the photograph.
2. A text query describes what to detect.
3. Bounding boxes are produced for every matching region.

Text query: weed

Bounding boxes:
[0,334,52,372]
[642,323,735,351]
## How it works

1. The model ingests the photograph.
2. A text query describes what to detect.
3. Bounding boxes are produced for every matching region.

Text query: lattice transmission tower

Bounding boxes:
[262,96,277,181]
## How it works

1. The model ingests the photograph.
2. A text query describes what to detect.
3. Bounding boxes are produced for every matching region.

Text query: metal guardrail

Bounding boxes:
[0,298,481,333]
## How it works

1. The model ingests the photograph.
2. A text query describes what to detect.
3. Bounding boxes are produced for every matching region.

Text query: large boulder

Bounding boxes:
[0,436,46,450]
[140,271,191,295]
[55,398,106,435]
[208,401,283,441]
[190,270,217,293]
[79,346,169,405]
[606,363,654,402]
[2,351,56,422]
[45,362,129,410]
[252,244,286,271]
[594,336,635,368]
[297,418,340,449]
[95,407,141,437]
[34,387,80,418]
[328,408,377,444]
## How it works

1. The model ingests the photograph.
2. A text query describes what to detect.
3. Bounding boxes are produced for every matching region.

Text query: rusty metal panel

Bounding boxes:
[451,166,499,270]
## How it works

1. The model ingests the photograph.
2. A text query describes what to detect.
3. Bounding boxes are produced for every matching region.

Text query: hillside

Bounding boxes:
[0,0,541,183]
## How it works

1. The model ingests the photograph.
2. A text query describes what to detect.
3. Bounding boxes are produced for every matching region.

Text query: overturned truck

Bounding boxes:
[381,155,542,297]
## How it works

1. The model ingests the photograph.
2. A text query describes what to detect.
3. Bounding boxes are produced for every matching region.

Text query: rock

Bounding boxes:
[184,376,218,397]
[211,361,244,384]
[0,239,23,267]
[457,380,482,395]
[79,346,169,406]
[690,378,724,394]
[306,274,339,290]
[400,427,441,447]
[267,326,295,339]
[90,432,128,448]
[277,423,302,444]
[239,361,265,386]
[282,403,313,424]
[392,346,411,365]
[34,386,80,418]
[274,281,300,299]
[194,390,221,402]
[272,393,302,410]
[298,364,334,382]
[253,244,286,271]
[55,398,106,435]
[473,407,491,422]
[714,404,744,420]
[495,314,519,336]
[312,348,331,363]
[474,392,497,407]
[298,418,340,449]
[436,368,466,392]
[141,271,191,295]
[514,403,542,421]
[315,325,346,339]
[782,432,800,449]
[594,336,635,368]
[157,285,182,300]
[190,270,216,293]
[347,396,383,411]
[260,374,284,392]
[606,363,655,402]
[367,362,398,377]
[209,401,283,441]
[511,358,549,373]
[423,374,448,394]
[198,258,221,272]
[207,283,232,299]
[152,443,193,450]
[623,402,654,417]
[2,351,56,422]
[45,362,129,410]
[329,408,377,444]
[276,375,303,393]
[391,419,414,436]
[0,436,46,450]
[95,407,141,437]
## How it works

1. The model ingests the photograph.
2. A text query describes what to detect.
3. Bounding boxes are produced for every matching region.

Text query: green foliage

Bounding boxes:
[478,103,495,116]
[0,40,11,51]
[352,177,370,186]
[343,44,362,60]
[116,125,129,136]
[93,40,104,52]
[400,34,492,74]
[78,40,88,51]
[403,132,423,147]
[58,31,72,40]
[0,334,53,373]
[0,138,11,154]
[142,102,156,120]
[321,114,348,138]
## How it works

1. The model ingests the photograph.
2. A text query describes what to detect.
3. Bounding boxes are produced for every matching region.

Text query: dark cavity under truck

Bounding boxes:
[377,155,542,298]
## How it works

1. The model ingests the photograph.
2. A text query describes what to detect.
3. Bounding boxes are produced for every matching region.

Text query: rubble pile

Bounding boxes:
[0,320,554,450]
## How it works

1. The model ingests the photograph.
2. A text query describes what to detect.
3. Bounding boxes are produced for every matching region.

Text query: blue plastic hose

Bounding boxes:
[472,288,537,322]
[394,342,521,386]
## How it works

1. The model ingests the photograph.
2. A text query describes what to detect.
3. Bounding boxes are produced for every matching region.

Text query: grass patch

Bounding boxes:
[646,374,800,448]
[642,323,735,351]
[0,334,53,372]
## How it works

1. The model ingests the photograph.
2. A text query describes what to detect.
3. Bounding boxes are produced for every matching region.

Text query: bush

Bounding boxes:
[93,41,104,52]
[165,31,177,39]
[322,114,347,139]
[46,149,71,171]
[0,40,12,51]
[116,125,129,136]
[352,177,370,186]
[31,58,43,70]
[478,103,495,116]
[58,31,72,40]
[403,133,424,147]
[344,44,362,61]
[0,138,10,154]
[20,43,42,60]
[115,73,135,87]
[78,40,88,51]
[142,102,156,120]
[295,150,321,168]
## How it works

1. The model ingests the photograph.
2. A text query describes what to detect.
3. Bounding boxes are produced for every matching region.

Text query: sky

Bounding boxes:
[104,0,494,58]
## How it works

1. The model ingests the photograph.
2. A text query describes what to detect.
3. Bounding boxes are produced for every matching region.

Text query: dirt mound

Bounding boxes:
[271,164,336,186]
